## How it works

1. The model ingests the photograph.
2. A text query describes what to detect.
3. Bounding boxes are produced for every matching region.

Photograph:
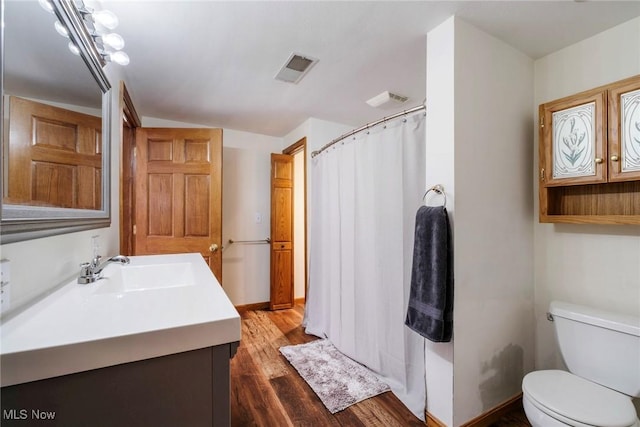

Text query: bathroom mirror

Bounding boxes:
[1,0,112,243]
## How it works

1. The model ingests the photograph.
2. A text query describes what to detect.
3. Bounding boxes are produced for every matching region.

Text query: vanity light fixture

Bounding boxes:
[106,50,130,66]
[100,33,125,51]
[38,0,54,13]
[68,41,81,56]
[40,0,129,66]
[89,9,119,30]
[54,20,69,37]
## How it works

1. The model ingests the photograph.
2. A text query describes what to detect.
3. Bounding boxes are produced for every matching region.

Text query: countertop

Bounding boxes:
[0,253,241,387]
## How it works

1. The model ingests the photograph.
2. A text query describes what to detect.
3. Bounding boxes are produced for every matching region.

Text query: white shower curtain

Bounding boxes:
[305,111,426,419]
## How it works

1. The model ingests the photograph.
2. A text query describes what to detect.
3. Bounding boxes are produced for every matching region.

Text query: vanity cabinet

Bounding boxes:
[539,74,640,224]
[1,342,239,427]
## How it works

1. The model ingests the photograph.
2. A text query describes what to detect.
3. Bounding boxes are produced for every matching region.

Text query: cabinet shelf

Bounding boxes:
[541,182,640,224]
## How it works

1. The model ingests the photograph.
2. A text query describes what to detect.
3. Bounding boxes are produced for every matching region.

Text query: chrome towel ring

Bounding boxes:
[422,184,446,207]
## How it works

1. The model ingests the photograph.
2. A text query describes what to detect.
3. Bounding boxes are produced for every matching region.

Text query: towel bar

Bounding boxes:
[227,238,271,245]
[422,185,446,207]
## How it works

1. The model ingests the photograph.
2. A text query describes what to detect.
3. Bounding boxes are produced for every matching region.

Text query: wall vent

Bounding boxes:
[275,53,319,84]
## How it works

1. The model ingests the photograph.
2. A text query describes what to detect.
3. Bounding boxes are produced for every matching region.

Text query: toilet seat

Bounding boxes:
[522,370,638,427]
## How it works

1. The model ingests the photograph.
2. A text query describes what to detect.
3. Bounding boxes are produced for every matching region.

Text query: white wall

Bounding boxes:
[283,117,352,155]
[425,17,535,426]
[222,124,371,305]
[452,18,534,425]
[141,116,283,306]
[223,131,281,305]
[424,17,455,426]
[0,65,126,315]
[533,16,640,374]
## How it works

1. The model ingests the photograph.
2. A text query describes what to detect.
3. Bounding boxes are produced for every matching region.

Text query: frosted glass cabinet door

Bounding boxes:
[539,89,607,186]
[608,75,640,182]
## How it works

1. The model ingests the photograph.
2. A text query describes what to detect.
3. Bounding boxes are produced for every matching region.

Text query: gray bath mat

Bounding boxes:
[279,339,390,413]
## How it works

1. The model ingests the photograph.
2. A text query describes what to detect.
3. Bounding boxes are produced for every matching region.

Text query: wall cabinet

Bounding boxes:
[539,74,640,224]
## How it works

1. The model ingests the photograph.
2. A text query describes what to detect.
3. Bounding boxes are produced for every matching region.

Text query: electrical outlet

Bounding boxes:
[1,259,11,314]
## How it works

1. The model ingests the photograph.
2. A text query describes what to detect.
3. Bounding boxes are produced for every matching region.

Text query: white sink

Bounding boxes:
[0,253,240,387]
[94,262,196,295]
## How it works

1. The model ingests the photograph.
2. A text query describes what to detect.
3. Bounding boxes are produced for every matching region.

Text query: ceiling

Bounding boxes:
[8,1,640,137]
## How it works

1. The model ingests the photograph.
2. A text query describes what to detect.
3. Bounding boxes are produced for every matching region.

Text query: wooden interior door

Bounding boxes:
[135,128,223,282]
[270,154,294,310]
[7,96,102,209]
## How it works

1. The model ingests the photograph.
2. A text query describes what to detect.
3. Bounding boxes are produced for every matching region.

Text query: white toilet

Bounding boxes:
[522,301,640,427]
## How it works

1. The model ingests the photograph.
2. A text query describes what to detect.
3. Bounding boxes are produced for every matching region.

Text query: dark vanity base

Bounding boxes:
[1,342,239,427]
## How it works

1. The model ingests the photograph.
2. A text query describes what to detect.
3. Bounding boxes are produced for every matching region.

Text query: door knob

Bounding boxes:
[611,155,619,162]
[209,243,219,253]
[594,157,603,164]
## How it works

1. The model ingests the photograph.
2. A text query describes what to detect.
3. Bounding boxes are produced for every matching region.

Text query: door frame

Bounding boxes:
[119,81,141,255]
[282,137,307,302]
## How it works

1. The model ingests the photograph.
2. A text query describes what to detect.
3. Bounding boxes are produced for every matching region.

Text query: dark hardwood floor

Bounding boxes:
[230,304,530,426]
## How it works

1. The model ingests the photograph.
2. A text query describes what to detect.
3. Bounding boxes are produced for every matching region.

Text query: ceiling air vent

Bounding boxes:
[366,91,409,109]
[275,53,319,84]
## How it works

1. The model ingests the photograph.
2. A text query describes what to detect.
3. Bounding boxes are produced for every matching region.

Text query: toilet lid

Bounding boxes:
[523,370,638,427]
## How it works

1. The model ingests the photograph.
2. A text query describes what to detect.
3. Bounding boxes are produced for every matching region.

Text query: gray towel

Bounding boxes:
[405,205,453,342]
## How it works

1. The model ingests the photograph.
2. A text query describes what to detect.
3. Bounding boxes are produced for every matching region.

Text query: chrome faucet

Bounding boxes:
[78,255,130,284]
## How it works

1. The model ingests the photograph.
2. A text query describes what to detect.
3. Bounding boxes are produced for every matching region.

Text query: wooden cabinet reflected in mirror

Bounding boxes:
[7,96,102,210]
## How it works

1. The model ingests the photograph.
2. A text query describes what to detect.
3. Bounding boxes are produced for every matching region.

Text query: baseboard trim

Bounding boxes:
[425,393,523,427]
[426,412,447,427]
[235,299,305,313]
[234,301,270,313]
[460,393,523,427]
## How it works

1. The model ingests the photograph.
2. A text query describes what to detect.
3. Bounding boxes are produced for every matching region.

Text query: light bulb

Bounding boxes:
[102,33,125,50]
[54,21,69,38]
[92,10,119,30]
[38,0,54,13]
[109,51,129,66]
[68,42,81,56]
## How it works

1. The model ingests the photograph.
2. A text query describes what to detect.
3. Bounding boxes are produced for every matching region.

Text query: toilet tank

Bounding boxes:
[550,301,640,398]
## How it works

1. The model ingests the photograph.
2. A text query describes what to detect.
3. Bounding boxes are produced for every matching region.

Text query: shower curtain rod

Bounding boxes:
[310,103,426,158]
